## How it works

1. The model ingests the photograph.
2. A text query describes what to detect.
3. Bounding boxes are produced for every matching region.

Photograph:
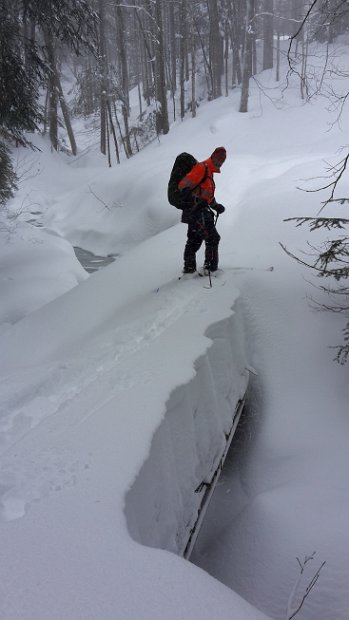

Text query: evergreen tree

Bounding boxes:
[0,0,42,204]
[0,0,42,144]
[0,142,17,206]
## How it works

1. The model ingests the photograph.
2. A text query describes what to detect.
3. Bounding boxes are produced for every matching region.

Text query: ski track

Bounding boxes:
[0,277,209,521]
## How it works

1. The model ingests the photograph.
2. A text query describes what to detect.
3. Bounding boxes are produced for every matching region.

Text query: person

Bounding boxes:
[178,146,226,275]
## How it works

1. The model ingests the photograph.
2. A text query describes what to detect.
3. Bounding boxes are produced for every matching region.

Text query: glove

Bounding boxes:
[215,203,225,214]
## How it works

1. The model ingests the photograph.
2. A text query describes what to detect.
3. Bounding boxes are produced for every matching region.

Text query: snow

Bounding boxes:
[0,220,87,328]
[1,50,349,620]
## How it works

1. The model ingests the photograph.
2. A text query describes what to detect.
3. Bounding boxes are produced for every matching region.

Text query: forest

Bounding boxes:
[1,0,349,184]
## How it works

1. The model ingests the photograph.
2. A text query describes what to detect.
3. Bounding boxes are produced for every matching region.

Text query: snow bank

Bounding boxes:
[0,218,270,619]
[126,303,249,556]
[0,218,87,327]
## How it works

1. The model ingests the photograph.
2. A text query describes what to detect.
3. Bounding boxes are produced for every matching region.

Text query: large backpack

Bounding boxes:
[167,152,198,209]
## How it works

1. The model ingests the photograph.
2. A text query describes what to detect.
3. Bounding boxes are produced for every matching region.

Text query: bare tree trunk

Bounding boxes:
[191,21,196,118]
[132,10,143,118]
[42,25,78,156]
[300,26,308,100]
[106,114,111,167]
[154,0,169,134]
[275,15,281,81]
[43,88,49,135]
[140,35,151,106]
[179,0,186,119]
[262,0,274,70]
[168,0,177,94]
[115,0,132,155]
[99,0,108,156]
[239,0,254,113]
[55,72,77,155]
[208,0,222,99]
[227,0,242,86]
[115,1,129,111]
[113,102,129,159]
[184,16,189,82]
[134,5,156,102]
[194,16,213,98]
[107,100,120,164]
[252,16,257,76]
[44,28,77,155]
[224,21,229,96]
[43,30,58,151]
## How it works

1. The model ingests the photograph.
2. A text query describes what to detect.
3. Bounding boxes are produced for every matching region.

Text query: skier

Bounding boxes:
[178,146,226,275]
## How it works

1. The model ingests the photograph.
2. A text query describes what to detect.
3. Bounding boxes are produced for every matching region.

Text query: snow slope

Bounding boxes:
[1,53,349,620]
[191,154,349,620]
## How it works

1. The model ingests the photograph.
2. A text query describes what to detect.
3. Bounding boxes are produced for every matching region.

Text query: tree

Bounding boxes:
[21,0,97,153]
[0,0,97,153]
[225,0,242,87]
[98,0,108,156]
[262,0,274,70]
[239,0,255,112]
[0,0,43,145]
[115,0,132,156]
[179,0,187,119]
[0,142,17,206]
[208,0,223,99]
[0,0,42,203]
[154,0,169,134]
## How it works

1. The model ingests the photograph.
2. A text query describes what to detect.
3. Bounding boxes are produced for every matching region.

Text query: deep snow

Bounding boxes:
[1,47,349,620]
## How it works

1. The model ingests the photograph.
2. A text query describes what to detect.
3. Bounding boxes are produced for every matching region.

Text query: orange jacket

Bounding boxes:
[178,157,220,205]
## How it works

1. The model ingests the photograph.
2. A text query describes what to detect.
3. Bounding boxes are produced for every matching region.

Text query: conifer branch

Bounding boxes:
[284,217,349,231]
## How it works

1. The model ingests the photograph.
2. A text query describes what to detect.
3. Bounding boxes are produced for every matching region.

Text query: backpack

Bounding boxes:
[167,152,198,209]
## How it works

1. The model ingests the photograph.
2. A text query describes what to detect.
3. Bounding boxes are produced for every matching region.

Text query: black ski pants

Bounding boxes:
[183,208,220,272]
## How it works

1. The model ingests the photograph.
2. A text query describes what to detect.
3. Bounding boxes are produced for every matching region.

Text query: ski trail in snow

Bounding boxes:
[0,276,219,520]
[0,278,201,453]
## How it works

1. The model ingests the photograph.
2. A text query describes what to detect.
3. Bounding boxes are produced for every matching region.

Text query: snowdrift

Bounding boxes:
[126,303,249,558]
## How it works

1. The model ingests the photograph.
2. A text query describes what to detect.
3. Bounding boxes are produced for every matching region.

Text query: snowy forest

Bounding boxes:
[2,0,349,356]
[2,2,349,620]
[2,0,349,170]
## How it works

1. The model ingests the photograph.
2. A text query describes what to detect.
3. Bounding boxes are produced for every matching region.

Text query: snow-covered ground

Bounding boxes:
[1,50,349,620]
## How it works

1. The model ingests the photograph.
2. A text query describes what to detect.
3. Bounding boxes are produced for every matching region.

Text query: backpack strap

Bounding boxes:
[178,163,209,211]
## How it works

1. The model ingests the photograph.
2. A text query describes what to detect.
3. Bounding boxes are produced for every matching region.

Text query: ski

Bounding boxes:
[178,273,201,281]
[230,265,274,272]
[178,270,226,289]
[154,264,274,293]
[179,266,274,280]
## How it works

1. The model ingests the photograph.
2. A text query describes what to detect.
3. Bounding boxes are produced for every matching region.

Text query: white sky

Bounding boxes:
[1,45,349,620]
